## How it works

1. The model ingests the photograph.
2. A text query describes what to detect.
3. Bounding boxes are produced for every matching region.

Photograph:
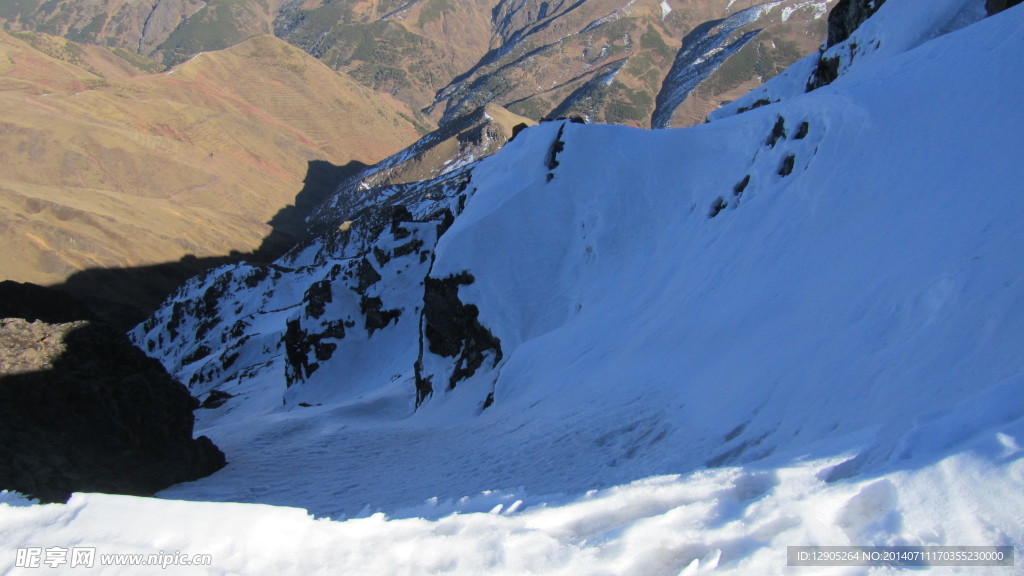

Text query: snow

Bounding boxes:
[781,0,830,22]
[5,1,1024,574]
[2,453,1021,574]
[713,0,988,118]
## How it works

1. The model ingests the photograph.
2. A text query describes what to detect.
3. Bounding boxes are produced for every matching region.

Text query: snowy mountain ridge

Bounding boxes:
[4,1,1024,574]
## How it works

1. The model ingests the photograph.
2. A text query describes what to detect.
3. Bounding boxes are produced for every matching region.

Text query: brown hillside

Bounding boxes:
[0,31,424,326]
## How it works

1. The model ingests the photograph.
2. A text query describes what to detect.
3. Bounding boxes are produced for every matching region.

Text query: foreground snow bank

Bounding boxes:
[2,450,1021,575]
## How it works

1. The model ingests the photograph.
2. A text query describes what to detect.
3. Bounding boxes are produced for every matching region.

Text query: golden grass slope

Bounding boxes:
[0,31,423,301]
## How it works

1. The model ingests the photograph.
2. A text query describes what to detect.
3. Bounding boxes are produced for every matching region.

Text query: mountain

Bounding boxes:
[5,0,1024,573]
[0,0,281,64]
[0,31,423,327]
[4,1,836,128]
[270,0,839,128]
[426,0,835,127]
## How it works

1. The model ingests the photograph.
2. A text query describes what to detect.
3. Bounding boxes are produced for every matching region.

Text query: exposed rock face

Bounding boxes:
[807,0,886,90]
[0,281,225,503]
[824,0,887,48]
[986,0,1023,15]
[418,272,503,398]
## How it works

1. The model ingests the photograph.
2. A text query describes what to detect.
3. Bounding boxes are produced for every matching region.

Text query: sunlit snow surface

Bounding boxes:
[4,1,1024,574]
[2,454,1021,575]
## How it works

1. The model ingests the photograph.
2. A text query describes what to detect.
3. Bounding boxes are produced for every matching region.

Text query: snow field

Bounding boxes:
[3,449,1022,575]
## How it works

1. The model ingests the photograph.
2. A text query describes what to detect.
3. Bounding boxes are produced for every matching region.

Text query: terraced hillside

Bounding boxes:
[0,31,423,327]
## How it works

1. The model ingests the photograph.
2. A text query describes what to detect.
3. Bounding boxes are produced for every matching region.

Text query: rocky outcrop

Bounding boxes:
[824,0,887,48]
[807,0,886,90]
[986,0,1024,15]
[0,281,225,503]
[417,272,503,401]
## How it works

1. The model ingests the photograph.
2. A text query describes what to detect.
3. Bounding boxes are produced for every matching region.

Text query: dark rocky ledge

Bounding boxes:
[0,281,225,503]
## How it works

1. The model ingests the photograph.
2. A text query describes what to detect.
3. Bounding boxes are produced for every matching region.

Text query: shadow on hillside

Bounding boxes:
[47,159,367,332]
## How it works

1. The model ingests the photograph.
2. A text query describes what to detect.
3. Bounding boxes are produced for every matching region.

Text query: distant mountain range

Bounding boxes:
[1,0,835,128]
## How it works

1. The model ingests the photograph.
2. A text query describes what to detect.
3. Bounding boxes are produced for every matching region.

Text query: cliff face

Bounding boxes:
[806,0,887,90]
[0,281,225,503]
[824,0,886,47]
[986,0,1023,14]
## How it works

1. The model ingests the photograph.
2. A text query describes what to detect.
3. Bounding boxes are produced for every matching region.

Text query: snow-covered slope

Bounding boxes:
[4,1,1024,574]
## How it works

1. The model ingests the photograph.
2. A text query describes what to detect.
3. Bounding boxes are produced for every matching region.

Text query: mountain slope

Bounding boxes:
[5,1,1024,574]
[0,31,423,326]
[275,0,834,127]
[430,0,833,127]
[130,0,1022,508]
[5,0,835,128]
[0,0,204,59]
[0,0,287,65]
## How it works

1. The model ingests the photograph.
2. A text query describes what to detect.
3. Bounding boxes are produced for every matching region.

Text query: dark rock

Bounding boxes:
[373,246,392,268]
[509,122,530,141]
[394,238,425,259]
[734,175,751,198]
[779,154,797,176]
[825,0,887,49]
[388,205,413,234]
[0,281,96,323]
[200,389,234,409]
[360,295,402,335]
[807,0,886,91]
[283,315,346,387]
[437,208,456,238]
[737,98,773,114]
[547,124,567,172]
[181,344,212,366]
[987,0,1024,14]
[420,272,502,392]
[794,121,810,140]
[807,54,841,91]
[358,257,383,293]
[242,266,270,288]
[766,116,787,148]
[414,359,433,408]
[708,197,729,218]
[0,283,225,503]
[304,280,333,319]
[283,318,319,387]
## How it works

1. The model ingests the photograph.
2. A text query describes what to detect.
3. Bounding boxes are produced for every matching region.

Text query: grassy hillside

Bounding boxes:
[0,31,424,326]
